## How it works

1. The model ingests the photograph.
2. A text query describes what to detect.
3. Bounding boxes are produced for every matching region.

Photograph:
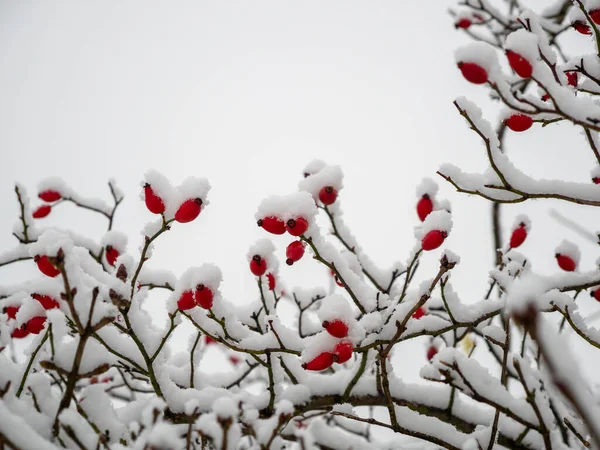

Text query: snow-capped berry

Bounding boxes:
[105,246,120,267]
[32,294,59,310]
[594,177,600,185]
[250,255,267,276]
[177,290,196,310]
[11,326,29,339]
[286,217,309,236]
[505,114,533,132]
[556,254,577,272]
[33,205,52,219]
[286,241,305,266]
[416,195,433,222]
[205,335,216,345]
[412,307,425,320]
[34,255,60,278]
[174,198,203,223]
[322,319,349,338]
[318,186,338,205]
[266,273,276,290]
[509,223,527,248]
[302,352,334,371]
[427,346,438,361]
[541,93,550,102]
[257,216,286,235]
[421,230,447,251]
[455,18,472,29]
[26,316,47,334]
[195,284,214,310]
[506,50,533,78]
[573,21,592,35]
[566,71,578,87]
[39,190,61,202]
[4,305,19,319]
[332,341,354,364]
[457,62,488,84]
[144,184,166,214]
[591,10,600,25]
[591,288,600,302]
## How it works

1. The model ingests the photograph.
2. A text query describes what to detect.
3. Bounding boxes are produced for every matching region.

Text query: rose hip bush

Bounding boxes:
[3,1,600,449]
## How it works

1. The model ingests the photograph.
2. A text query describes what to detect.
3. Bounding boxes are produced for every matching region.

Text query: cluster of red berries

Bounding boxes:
[144,183,204,223]
[3,293,58,339]
[302,319,354,371]
[257,215,309,237]
[32,189,63,219]
[177,284,215,311]
[572,9,600,35]
[416,194,449,251]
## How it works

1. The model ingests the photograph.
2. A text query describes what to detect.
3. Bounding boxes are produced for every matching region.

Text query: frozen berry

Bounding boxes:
[566,71,578,87]
[177,290,196,310]
[4,305,19,319]
[332,341,354,364]
[421,230,447,251]
[34,255,60,278]
[26,316,47,334]
[302,352,334,371]
[286,217,309,236]
[455,18,472,29]
[593,177,600,185]
[144,184,165,214]
[509,223,527,248]
[11,325,29,339]
[323,319,349,338]
[506,50,533,78]
[427,346,438,361]
[39,190,61,202]
[32,294,59,310]
[105,246,120,267]
[250,255,267,277]
[591,288,600,302]
[175,198,202,223]
[319,186,338,205]
[573,21,592,35]
[505,113,533,132]
[457,62,488,84]
[286,240,305,265]
[266,273,276,290]
[195,284,214,309]
[591,9,600,25]
[205,335,216,345]
[33,205,52,219]
[412,307,425,320]
[556,254,577,272]
[416,194,433,222]
[257,216,286,235]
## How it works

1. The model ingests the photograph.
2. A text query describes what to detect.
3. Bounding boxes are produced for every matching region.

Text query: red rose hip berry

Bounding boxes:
[322,319,349,338]
[286,217,309,236]
[33,205,52,219]
[509,223,527,248]
[427,346,438,361]
[144,184,166,214]
[195,284,214,309]
[250,255,267,276]
[505,114,533,132]
[556,254,577,272]
[591,10,600,25]
[32,294,59,310]
[455,18,472,29]
[457,62,488,84]
[177,290,196,310]
[412,307,425,320]
[573,21,592,35]
[506,50,533,78]
[416,194,433,222]
[421,230,447,251]
[332,341,354,364]
[39,190,61,202]
[26,316,47,334]
[34,255,60,278]
[286,241,305,266]
[591,288,600,302]
[302,352,334,371]
[257,216,286,235]
[175,198,203,223]
[105,246,120,267]
[318,186,338,205]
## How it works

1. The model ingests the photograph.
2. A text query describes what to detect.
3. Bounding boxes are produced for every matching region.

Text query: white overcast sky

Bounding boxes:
[1,0,599,387]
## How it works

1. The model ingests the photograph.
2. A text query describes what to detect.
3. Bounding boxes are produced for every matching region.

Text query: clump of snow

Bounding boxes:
[415,177,439,198]
[298,165,344,200]
[504,29,540,66]
[37,177,72,198]
[302,159,326,177]
[101,230,128,251]
[455,41,500,72]
[511,214,531,232]
[212,396,238,419]
[415,210,453,239]
[28,229,74,257]
[555,239,580,264]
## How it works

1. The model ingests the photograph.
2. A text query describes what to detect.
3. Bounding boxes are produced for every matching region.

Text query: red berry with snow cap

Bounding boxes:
[506,50,533,78]
[332,341,354,364]
[416,195,433,222]
[455,18,472,29]
[32,294,59,310]
[593,177,600,185]
[566,72,578,87]
[427,346,438,361]
[11,326,29,339]
[177,290,196,311]
[556,254,577,272]
[26,316,47,334]
[412,307,425,320]
[591,10,600,25]
[319,186,338,205]
[175,198,203,223]
[323,319,349,338]
[591,288,600,302]
[302,352,334,371]
[421,230,447,251]
[257,216,286,235]
[39,190,61,202]
[144,184,165,214]
[105,246,120,267]
[34,255,60,278]
[457,62,488,84]
[205,335,216,345]
[573,21,592,35]
[509,223,527,248]
[250,255,267,276]
[4,305,19,319]
[505,114,533,132]
[286,217,309,236]
[286,241,305,266]
[33,205,52,219]
[195,284,214,310]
